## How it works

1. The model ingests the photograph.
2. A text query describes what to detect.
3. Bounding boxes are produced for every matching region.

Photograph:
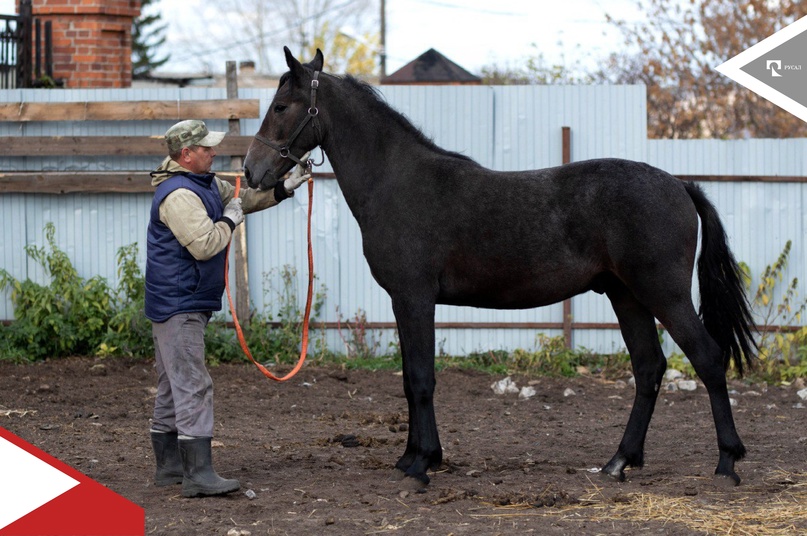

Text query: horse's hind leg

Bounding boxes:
[601,281,668,482]
[658,305,746,484]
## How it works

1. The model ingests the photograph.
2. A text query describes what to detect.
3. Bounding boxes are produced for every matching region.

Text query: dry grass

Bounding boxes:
[473,471,807,535]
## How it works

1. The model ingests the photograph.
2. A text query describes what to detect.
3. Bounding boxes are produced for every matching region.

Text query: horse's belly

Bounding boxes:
[437,276,590,310]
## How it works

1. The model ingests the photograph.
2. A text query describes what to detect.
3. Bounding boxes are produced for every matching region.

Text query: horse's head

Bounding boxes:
[244,47,325,190]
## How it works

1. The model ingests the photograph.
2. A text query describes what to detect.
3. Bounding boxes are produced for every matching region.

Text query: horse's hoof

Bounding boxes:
[598,471,625,482]
[599,468,625,482]
[712,472,740,487]
[399,475,429,492]
[388,469,406,482]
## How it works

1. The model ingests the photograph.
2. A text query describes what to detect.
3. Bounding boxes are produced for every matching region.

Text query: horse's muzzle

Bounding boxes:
[243,166,275,191]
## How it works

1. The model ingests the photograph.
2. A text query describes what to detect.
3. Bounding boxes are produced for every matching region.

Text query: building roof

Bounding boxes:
[380,48,481,85]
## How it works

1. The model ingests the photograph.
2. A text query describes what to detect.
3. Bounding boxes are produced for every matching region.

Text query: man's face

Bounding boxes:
[181,145,217,174]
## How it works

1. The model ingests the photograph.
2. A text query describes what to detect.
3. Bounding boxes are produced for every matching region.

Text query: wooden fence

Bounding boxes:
[0,63,257,320]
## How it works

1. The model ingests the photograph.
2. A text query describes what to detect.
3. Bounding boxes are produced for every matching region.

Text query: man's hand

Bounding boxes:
[222,198,244,227]
[283,151,312,194]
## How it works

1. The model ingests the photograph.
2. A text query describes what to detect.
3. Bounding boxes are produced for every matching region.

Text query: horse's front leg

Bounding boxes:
[390,294,440,485]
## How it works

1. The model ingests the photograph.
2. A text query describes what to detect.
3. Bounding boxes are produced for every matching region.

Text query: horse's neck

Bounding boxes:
[321,89,421,212]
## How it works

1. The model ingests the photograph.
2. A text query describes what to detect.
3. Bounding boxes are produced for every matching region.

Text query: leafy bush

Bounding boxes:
[98,243,153,358]
[0,224,150,361]
[0,223,113,360]
[206,265,328,365]
[742,240,807,382]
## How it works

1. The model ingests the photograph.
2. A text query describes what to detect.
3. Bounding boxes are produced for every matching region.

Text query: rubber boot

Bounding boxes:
[178,437,240,498]
[151,431,183,486]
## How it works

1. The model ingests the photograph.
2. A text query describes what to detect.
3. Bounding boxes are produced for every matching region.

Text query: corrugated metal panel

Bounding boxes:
[2,86,807,358]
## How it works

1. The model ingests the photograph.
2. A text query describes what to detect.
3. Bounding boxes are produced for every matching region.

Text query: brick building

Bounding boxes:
[17,0,141,87]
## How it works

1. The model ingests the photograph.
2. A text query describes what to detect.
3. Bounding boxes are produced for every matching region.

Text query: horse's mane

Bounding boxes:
[340,74,476,163]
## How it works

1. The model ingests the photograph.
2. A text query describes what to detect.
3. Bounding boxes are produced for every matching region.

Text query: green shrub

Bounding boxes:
[742,240,807,383]
[0,223,113,360]
[98,243,153,358]
[206,265,328,365]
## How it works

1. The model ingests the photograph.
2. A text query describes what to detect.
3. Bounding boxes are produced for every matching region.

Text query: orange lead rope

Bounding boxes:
[224,174,314,382]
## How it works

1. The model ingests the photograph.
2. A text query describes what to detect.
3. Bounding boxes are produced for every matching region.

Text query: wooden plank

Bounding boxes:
[226,61,251,324]
[0,171,332,194]
[0,171,155,194]
[0,135,254,156]
[0,172,244,194]
[561,126,573,349]
[0,99,260,122]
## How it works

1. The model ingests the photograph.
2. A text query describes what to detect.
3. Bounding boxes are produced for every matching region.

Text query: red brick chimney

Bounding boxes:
[20,0,142,87]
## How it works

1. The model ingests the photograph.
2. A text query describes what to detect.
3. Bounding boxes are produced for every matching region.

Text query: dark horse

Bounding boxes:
[244,48,757,486]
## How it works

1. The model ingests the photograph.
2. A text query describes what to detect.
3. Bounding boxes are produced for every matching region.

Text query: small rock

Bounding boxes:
[797,388,807,401]
[729,398,738,407]
[466,469,482,477]
[744,391,761,396]
[244,489,256,500]
[677,380,698,391]
[628,376,636,387]
[339,434,361,448]
[89,364,107,376]
[684,487,698,496]
[226,529,251,536]
[211,440,225,448]
[563,388,576,397]
[664,382,678,392]
[613,380,627,389]
[491,377,519,395]
[398,490,409,499]
[519,386,536,400]
[664,369,684,381]
[793,403,805,409]
[325,518,336,525]
[388,425,397,433]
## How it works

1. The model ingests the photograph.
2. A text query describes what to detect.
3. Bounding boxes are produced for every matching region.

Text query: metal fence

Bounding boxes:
[2,84,807,356]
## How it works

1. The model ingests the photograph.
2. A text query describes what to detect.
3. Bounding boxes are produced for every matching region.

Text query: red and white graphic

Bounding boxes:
[0,427,144,536]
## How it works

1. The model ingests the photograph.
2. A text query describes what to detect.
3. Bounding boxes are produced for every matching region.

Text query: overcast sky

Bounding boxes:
[0,0,644,76]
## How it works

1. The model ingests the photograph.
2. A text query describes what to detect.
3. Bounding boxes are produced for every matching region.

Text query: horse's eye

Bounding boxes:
[273,104,287,113]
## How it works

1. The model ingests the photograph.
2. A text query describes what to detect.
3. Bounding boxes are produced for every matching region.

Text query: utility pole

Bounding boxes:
[379,0,387,77]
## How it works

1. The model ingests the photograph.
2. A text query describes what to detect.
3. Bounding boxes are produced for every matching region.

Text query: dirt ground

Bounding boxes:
[1,357,806,536]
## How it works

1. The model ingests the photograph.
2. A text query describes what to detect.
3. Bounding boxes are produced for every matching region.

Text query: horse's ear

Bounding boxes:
[284,46,306,81]
[309,49,324,71]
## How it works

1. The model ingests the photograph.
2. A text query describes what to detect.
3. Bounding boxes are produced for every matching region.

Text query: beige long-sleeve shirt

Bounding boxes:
[151,157,283,261]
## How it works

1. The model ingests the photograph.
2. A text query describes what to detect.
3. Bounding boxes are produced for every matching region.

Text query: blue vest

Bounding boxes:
[145,173,227,322]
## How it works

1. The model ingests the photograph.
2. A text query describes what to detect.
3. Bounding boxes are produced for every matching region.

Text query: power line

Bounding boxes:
[413,0,523,17]
[162,0,364,68]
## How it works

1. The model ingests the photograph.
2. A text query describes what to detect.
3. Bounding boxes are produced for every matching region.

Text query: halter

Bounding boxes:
[253,71,322,168]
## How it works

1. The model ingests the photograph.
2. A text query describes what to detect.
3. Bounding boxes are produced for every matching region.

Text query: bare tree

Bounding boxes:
[603,0,807,139]
[198,0,378,75]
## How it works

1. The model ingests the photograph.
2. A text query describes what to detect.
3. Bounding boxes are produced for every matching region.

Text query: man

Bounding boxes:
[145,119,309,498]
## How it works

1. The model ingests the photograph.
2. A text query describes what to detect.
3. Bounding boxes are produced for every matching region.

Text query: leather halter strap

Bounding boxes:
[253,71,320,167]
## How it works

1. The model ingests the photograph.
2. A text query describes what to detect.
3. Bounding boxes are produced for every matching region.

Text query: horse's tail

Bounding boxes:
[685,182,757,375]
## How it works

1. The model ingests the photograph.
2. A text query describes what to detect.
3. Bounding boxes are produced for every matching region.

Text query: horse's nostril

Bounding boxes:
[244,168,252,181]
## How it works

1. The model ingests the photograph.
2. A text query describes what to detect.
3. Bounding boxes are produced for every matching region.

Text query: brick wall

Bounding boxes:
[21,0,141,88]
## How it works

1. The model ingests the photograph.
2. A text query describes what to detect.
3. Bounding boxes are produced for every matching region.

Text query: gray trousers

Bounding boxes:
[151,312,214,438]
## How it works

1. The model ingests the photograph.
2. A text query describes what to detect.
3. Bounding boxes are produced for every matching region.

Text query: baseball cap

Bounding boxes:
[165,119,226,154]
